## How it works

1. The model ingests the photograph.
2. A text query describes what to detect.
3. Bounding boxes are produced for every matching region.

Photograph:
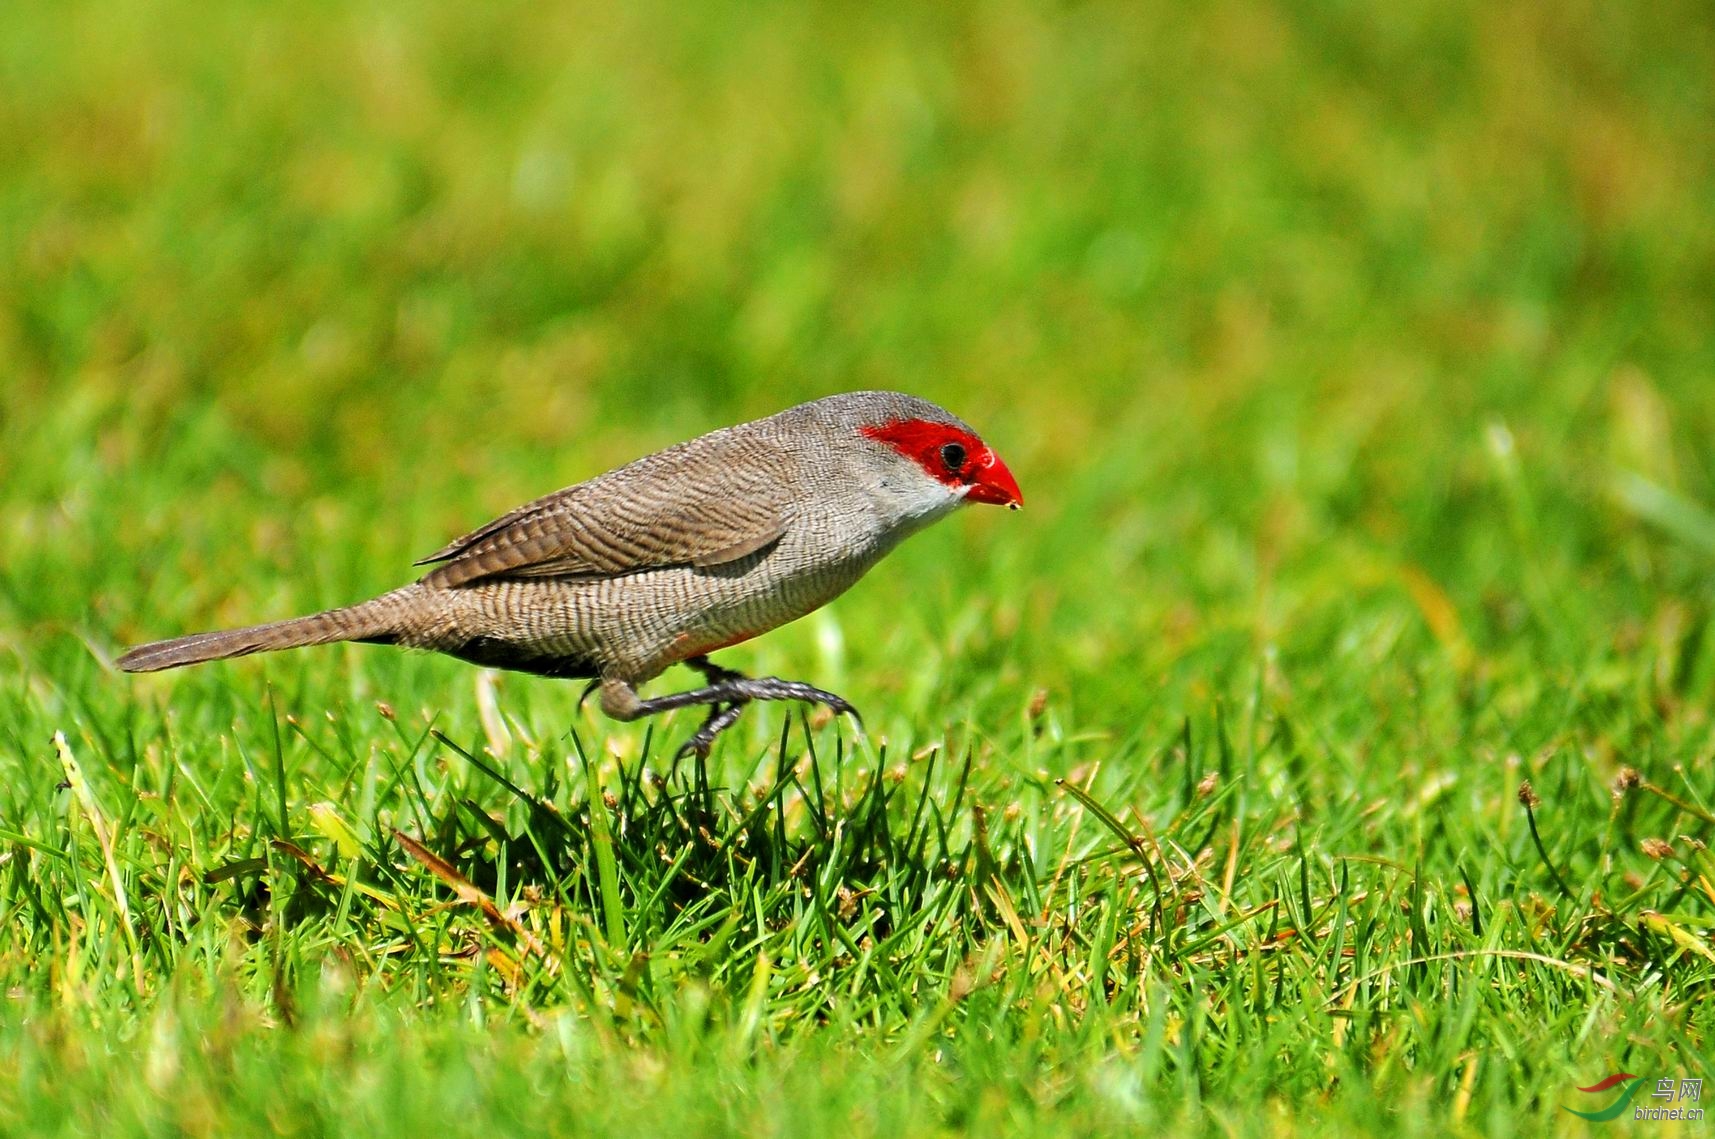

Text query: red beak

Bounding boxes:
[966,450,1023,509]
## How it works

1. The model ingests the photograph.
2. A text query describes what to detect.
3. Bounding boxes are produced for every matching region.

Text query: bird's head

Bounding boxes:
[858,416,1023,511]
[793,391,1022,536]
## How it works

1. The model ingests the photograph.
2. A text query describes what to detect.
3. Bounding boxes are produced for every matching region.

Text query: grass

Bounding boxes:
[2,0,1715,1133]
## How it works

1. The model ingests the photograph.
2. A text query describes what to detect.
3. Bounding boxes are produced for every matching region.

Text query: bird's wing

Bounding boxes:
[414,448,792,588]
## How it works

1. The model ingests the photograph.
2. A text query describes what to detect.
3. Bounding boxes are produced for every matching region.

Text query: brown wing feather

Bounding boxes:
[415,442,793,589]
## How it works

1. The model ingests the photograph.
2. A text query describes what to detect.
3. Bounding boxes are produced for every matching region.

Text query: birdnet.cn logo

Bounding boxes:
[1564,1073,1703,1123]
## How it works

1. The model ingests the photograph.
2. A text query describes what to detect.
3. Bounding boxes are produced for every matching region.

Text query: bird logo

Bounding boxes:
[1563,1073,1645,1122]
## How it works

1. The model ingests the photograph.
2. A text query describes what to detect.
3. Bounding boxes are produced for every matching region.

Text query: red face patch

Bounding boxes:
[860,418,1023,508]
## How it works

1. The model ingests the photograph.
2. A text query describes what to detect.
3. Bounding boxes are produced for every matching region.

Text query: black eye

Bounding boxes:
[940,442,967,472]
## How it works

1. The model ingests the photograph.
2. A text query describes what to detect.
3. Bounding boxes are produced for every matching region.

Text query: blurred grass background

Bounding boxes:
[2,0,1714,1134]
[5,0,1715,702]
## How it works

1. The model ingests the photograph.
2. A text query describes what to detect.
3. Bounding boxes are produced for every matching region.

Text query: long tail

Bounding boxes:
[114,589,415,673]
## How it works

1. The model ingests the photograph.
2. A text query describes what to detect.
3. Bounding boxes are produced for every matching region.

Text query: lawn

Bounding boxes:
[2,0,1713,1134]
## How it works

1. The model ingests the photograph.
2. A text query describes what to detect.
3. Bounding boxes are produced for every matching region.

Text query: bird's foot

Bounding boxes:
[674,702,749,763]
[613,657,862,761]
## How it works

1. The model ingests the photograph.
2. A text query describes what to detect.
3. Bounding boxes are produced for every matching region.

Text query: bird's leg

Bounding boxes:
[681,656,744,685]
[677,657,745,766]
[673,702,749,776]
[598,658,862,760]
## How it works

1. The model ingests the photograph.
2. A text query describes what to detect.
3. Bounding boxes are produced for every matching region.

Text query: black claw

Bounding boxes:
[576,680,601,711]
[673,701,748,762]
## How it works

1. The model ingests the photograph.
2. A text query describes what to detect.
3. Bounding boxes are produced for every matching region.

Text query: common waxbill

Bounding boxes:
[116,391,1023,756]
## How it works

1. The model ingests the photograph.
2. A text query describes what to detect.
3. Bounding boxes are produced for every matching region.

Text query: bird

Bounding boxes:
[116,391,1022,757]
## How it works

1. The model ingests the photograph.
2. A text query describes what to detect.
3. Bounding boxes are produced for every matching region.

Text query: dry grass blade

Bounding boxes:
[394,830,551,963]
[54,731,144,989]
[1333,949,1620,1003]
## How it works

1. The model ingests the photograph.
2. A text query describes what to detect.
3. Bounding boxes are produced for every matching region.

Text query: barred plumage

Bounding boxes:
[116,391,1022,756]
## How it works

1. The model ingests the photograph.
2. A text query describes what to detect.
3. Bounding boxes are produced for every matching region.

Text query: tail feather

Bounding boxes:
[115,593,408,673]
